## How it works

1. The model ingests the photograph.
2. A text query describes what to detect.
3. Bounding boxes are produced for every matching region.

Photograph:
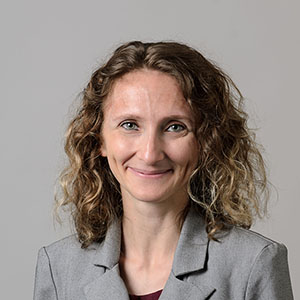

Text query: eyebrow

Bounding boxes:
[112,114,194,123]
[111,114,195,128]
[112,114,142,122]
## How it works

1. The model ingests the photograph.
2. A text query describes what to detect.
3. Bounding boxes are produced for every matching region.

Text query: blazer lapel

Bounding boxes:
[83,206,216,300]
[160,207,216,299]
[83,219,130,300]
[83,264,129,300]
[160,271,215,300]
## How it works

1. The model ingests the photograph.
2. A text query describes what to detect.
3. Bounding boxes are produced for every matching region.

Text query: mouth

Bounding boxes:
[128,167,173,178]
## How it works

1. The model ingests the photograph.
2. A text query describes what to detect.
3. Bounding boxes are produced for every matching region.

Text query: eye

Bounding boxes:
[166,123,186,132]
[120,121,139,131]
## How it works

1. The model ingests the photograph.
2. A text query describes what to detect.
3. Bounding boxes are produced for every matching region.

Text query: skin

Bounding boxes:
[100,69,199,295]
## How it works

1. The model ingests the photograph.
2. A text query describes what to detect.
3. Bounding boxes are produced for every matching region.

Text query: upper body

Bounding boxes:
[34,206,293,300]
[35,41,294,300]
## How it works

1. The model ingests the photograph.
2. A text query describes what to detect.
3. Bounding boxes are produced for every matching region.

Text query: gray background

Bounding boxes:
[1,0,299,298]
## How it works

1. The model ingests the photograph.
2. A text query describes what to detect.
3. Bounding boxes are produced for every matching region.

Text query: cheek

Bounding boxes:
[168,137,199,168]
[104,134,134,162]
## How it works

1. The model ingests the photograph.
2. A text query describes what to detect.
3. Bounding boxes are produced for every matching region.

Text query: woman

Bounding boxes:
[34,41,294,299]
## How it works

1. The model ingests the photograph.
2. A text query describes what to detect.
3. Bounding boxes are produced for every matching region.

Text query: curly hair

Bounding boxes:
[56,41,268,248]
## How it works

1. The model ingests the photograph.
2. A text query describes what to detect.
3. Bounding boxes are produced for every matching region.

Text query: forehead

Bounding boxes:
[103,69,192,116]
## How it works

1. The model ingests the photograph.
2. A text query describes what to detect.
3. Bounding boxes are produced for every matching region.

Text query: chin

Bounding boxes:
[126,189,172,204]
[134,194,167,203]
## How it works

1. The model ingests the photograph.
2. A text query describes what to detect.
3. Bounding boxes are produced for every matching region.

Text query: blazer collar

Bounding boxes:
[172,206,209,277]
[92,218,122,269]
[84,220,128,300]
[160,207,215,299]
[85,206,215,300]
[92,206,209,272]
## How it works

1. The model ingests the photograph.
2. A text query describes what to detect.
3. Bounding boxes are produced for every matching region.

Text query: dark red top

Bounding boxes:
[129,289,163,300]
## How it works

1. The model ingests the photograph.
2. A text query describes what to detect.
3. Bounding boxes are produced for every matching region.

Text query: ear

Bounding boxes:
[99,144,107,157]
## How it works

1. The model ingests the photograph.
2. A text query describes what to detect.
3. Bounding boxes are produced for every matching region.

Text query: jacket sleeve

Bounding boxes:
[33,247,58,300]
[245,242,294,300]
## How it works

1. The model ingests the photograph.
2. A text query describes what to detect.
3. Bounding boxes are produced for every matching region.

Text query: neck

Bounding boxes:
[121,199,188,266]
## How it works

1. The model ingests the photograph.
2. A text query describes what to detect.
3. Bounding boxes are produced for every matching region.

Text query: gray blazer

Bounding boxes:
[34,207,294,299]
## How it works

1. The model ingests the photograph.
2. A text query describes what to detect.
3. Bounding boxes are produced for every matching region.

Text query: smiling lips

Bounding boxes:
[128,167,173,178]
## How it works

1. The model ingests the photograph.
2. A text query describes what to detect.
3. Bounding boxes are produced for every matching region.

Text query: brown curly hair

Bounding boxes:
[56,41,268,248]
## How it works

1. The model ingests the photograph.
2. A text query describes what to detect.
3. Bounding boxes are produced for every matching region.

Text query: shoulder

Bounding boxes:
[211,224,288,254]
[219,225,283,248]
[202,225,293,298]
[208,224,289,273]
[220,225,287,254]
[41,235,81,259]
[217,226,293,298]
[43,234,85,254]
[37,235,99,274]
[34,236,109,299]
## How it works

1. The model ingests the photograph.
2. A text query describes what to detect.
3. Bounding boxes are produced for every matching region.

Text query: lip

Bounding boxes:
[128,167,173,178]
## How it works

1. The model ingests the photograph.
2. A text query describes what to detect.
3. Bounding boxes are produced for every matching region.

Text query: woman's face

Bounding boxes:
[101,69,199,208]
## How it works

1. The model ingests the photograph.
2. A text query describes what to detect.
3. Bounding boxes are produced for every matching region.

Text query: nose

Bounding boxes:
[137,130,165,165]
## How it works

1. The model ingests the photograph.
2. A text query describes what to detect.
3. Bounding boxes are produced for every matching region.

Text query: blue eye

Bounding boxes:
[121,122,138,131]
[167,124,185,132]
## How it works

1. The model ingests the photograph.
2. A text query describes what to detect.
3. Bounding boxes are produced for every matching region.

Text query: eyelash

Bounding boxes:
[120,122,139,131]
[120,122,186,132]
[167,124,185,132]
